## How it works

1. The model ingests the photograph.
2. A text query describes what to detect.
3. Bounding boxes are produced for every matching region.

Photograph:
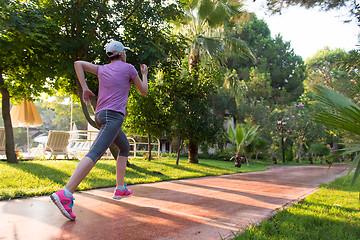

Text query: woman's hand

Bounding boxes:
[132,64,148,96]
[74,60,98,104]
[83,88,95,104]
[140,64,148,75]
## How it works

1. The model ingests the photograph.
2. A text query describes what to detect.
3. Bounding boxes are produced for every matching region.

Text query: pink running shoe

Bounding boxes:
[50,190,76,220]
[113,186,133,200]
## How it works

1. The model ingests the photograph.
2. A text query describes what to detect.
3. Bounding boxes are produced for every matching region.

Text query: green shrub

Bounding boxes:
[198,150,233,161]
[285,150,294,162]
[251,152,266,160]
[160,152,178,158]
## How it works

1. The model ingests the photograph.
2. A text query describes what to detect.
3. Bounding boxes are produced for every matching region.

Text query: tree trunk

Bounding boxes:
[281,127,285,164]
[75,78,97,128]
[147,132,152,161]
[189,48,200,77]
[217,140,224,152]
[298,143,302,163]
[188,139,198,164]
[332,142,338,154]
[176,139,183,165]
[234,152,242,167]
[332,141,339,162]
[187,48,200,164]
[0,69,17,163]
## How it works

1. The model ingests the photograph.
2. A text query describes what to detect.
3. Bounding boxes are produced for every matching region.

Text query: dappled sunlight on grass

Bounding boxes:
[0,157,267,200]
[0,161,75,199]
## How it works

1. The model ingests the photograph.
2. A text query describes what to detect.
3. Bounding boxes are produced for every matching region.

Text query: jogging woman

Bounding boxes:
[50,41,148,220]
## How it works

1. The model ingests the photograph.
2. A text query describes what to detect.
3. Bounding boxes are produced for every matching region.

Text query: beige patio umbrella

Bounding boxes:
[10,99,42,153]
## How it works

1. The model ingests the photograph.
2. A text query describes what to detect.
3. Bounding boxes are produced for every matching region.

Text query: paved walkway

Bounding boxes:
[0,164,348,240]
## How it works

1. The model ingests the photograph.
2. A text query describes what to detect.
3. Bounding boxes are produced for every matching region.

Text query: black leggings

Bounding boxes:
[86,110,130,163]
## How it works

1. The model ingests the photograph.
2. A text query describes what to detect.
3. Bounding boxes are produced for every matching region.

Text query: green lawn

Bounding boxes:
[229,172,360,240]
[0,157,268,200]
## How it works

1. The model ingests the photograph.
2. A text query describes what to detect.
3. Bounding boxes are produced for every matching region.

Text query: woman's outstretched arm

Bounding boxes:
[74,61,98,104]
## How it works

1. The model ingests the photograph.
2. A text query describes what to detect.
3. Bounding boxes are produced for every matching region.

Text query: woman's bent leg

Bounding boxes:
[50,156,94,220]
[66,156,95,193]
[86,110,124,163]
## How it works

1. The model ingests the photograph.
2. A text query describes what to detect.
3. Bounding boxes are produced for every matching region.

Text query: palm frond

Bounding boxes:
[351,154,360,187]
[198,0,227,27]
[347,105,360,123]
[224,37,255,63]
[198,36,223,58]
[224,123,259,163]
[198,0,215,19]
[244,125,259,145]
[314,112,360,135]
[188,0,200,9]
[225,124,236,146]
[348,154,360,177]
[227,123,235,139]
[313,85,359,112]
[313,84,360,190]
[235,124,245,146]
[313,85,360,135]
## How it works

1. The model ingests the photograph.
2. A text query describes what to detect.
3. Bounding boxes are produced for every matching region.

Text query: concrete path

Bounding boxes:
[0,164,348,240]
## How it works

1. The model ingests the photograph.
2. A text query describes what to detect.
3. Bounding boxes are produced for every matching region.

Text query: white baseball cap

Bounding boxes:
[105,41,130,57]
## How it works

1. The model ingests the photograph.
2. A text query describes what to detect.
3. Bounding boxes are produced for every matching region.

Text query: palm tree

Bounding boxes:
[226,123,259,167]
[177,0,255,163]
[312,84,360,194]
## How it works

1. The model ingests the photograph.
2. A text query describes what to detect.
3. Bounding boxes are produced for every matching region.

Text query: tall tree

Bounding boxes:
[305,47,355,99]
[235,15,307,103]
[306,47,356,158]
[42,0,184,159]
[265,34,306,102]
[125,82,169,160]
[177,0,254,163]
[161,62,222,164]
[244,67,272,100]
[0,1,57,163]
